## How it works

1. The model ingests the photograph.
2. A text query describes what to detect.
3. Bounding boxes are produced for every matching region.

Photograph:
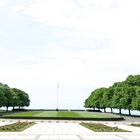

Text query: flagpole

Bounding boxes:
[56,83,59,111]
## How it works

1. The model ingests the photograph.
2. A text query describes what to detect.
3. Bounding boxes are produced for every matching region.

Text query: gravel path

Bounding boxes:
[0,121,140,140]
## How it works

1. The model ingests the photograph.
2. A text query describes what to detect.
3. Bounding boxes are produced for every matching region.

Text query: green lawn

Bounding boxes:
[5,111,42,117]
[3,111,122,119]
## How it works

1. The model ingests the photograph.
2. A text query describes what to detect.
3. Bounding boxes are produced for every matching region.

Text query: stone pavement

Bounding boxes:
[106,123,140,133]
[23,122,94,134]
[0,121,140,140]
[0,121,14,127]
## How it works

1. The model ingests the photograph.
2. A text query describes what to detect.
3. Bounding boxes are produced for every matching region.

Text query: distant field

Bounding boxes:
[3,111,122,120]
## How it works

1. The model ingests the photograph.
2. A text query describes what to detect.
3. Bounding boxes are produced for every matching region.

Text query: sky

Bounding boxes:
[0,0,140,109]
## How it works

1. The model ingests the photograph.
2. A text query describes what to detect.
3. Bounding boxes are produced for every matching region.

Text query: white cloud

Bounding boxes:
[26,0,114,32]
[0,0,9,6]
[23,0,140,52]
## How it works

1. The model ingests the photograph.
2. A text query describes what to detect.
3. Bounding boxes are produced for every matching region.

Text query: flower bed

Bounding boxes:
[0,121,35,132]
[131,123,140,127]
[80,122,129,132]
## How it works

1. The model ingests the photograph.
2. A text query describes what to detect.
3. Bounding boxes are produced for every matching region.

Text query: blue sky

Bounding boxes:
[0,0,140,109]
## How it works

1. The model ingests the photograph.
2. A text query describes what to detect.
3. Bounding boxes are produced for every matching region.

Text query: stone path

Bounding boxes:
[23,122,94,135]
[0,121,140,140]
[0,121,14,126]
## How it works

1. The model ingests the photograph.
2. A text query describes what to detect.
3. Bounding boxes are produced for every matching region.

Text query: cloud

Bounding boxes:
[1,0,140,66]
[0,0,9,6]
[23,0,140,51]
[25,0,114,31]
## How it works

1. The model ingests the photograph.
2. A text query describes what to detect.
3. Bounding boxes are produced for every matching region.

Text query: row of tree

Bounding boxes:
[0,83,30,111]
[84,75,140,116]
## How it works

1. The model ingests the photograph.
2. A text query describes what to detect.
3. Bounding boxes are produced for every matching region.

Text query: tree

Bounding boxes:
[96,88,108,112]
[84,98,91,108]
[119,85,135,115]
[126,75,140,86]
[11,90,19,110]
[12,88,30,109]
[2,84,14,111]
[85,88,106,111]
[0,82,30,111]
[101,87,114,113]
[85,74,140,116]
[84,91,95,109]
[112,87,123,114]
[111,82,126,114]
[132,87,140,110]
[0,84,6,107]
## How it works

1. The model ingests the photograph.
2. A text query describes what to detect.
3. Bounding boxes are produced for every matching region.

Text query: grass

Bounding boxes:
[80,122,129,132]
[0,121,35,132]
[3,111,122,119]
[5,111,42,117]
[1,111,124,121]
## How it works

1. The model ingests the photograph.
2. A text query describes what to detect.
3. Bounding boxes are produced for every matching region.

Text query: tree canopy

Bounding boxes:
[0,83,30,111]
[84,75,140,115]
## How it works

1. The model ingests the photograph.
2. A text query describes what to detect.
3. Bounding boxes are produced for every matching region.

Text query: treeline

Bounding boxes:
[0,83,30,111]
[84,75,140,116]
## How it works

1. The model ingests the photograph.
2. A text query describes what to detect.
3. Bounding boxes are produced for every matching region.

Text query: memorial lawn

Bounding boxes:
[3,111,123,120]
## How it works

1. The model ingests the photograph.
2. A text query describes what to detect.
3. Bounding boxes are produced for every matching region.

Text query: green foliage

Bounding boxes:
[100,88,112,108]
[0,85,6,107]
[0,82,30,111]
[85,75,140,114]
[132,87,140,110]
[126,75,140,86]
[12,88,30,108]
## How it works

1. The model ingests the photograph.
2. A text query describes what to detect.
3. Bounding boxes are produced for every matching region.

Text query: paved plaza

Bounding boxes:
[0,120,140,140]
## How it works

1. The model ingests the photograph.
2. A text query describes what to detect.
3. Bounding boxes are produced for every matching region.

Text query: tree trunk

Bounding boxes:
[111,108,113,113]
[6,106,8,112]
[128,107,131,116]
[13,106,15,110]
[19,106,21,109]
[104,108,106,112]
[119,108,121,114]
